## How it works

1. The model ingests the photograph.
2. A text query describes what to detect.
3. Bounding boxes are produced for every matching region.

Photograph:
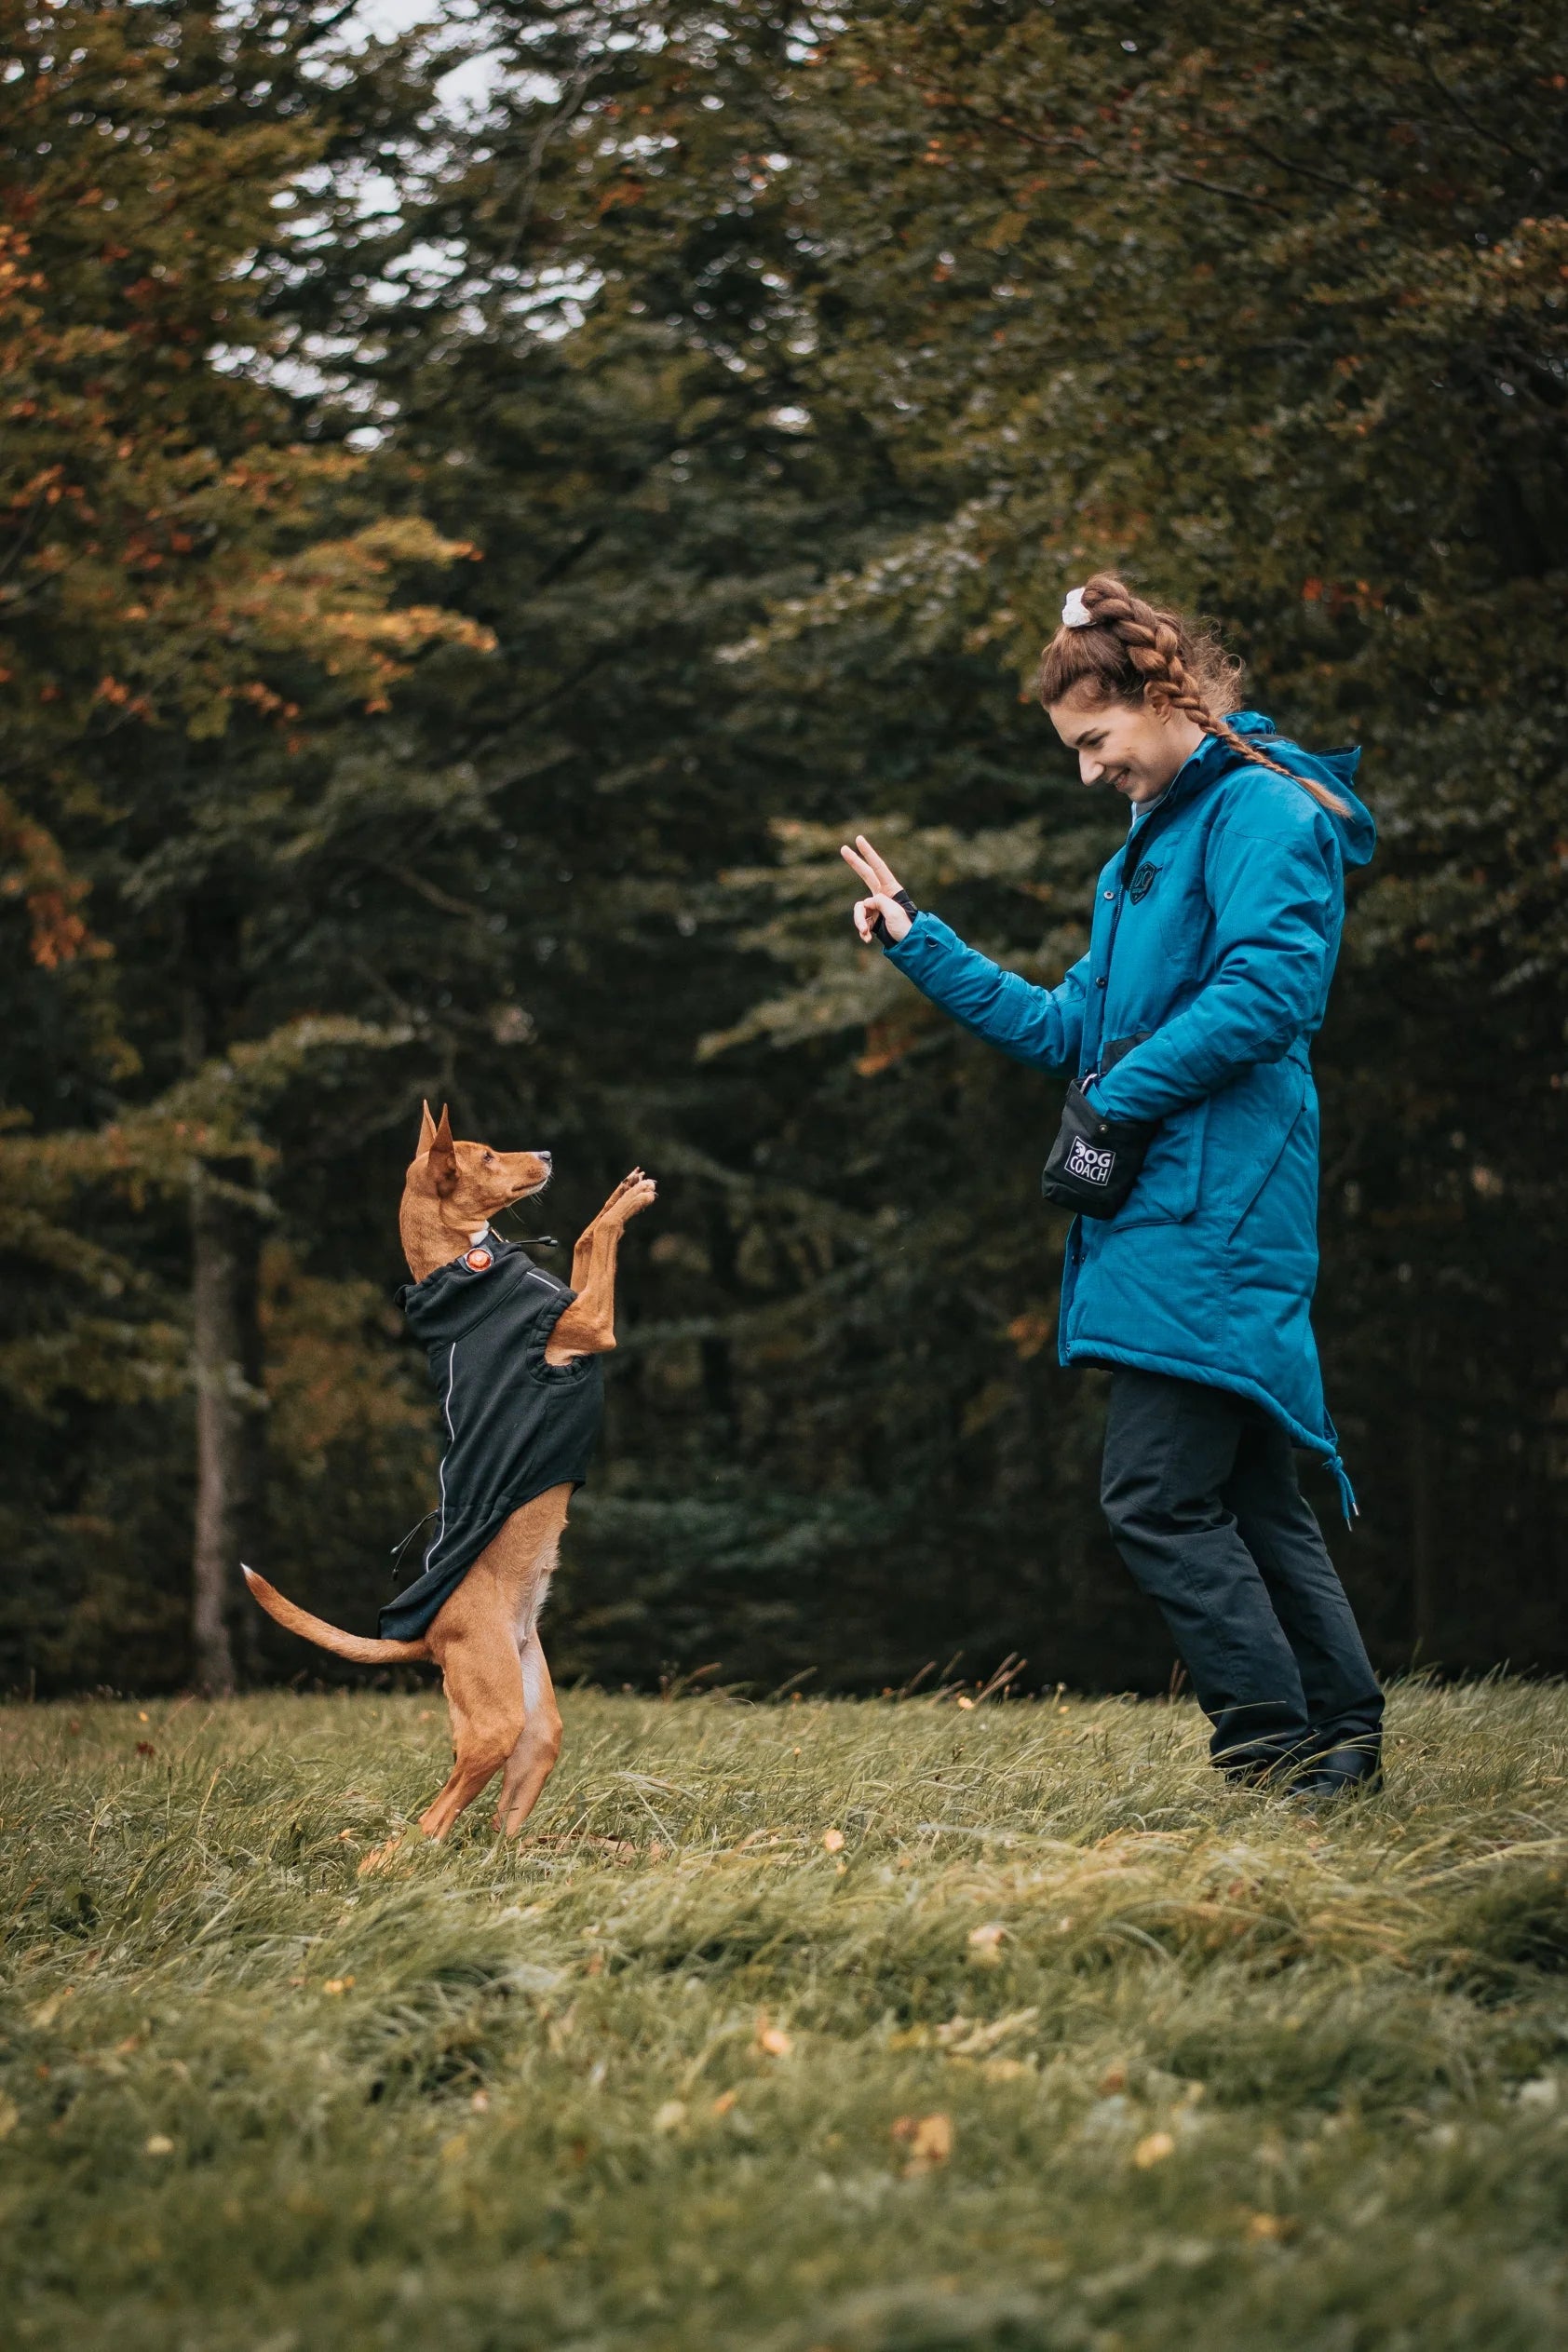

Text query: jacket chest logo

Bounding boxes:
[1129,860,1160,905]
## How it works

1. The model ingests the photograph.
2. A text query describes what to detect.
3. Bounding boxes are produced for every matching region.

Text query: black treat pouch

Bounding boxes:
[1041,1035,1156,1219]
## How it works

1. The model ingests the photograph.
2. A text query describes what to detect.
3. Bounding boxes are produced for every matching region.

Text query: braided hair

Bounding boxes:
[1038,573,1350,816]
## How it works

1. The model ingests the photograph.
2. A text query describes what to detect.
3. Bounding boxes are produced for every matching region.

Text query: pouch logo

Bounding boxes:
[1064,1136,1115,1187]
[1129,860,1159,904]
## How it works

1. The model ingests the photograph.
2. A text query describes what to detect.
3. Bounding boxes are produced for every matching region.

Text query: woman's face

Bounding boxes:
[1048,683,1204,805]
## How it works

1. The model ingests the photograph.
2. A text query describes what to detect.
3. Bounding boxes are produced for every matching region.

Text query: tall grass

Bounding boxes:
[4,1680,1568,2350]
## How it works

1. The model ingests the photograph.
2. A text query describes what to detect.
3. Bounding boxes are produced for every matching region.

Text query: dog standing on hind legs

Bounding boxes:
[243,1102,655,1863]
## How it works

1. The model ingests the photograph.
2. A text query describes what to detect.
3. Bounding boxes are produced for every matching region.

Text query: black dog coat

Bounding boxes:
[379,1232,603,1642]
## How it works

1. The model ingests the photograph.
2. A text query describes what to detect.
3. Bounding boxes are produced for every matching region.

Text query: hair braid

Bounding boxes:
[1039,572,1351,815]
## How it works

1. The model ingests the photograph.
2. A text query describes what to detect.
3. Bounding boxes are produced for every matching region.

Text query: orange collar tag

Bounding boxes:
[464,1248,493,1272]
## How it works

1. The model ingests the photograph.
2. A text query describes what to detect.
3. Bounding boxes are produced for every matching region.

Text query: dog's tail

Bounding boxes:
[241,1565,429,1665]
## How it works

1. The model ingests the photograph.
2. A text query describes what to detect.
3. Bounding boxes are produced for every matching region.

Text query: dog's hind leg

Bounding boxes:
[412,1579,527,1841]
[495,1629,564,1835]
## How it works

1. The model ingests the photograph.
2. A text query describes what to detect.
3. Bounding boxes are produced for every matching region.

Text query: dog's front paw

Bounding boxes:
[595,1168,643,1219]
[615,1173,657,1222]
[602,1169,656,1224]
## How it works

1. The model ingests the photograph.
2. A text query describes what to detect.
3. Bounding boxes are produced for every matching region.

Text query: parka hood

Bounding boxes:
[1227,710,1377,872]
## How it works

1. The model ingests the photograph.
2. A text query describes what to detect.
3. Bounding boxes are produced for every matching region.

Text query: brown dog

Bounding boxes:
[244,1103,655,1858]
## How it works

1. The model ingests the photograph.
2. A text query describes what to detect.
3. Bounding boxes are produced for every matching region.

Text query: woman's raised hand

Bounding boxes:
[841,834,912,947]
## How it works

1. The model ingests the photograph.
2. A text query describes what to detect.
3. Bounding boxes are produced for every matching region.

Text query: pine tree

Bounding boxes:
[1,3,492,1690]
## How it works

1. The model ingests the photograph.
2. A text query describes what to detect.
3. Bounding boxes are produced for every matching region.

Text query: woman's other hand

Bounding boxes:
[841,834,912,946]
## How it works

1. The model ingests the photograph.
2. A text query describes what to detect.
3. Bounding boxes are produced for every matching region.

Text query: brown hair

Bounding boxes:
[1037,573,1349,815]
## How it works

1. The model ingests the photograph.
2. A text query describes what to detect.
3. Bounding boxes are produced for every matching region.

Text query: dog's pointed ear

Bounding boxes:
[417,1099,437,1154]
[428,1103,458,1197]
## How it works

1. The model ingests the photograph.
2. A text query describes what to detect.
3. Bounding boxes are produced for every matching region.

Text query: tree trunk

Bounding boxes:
[190,1156,267,1694]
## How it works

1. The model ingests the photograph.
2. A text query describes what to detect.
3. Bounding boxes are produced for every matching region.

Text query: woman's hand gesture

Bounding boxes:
[841,834,912,947]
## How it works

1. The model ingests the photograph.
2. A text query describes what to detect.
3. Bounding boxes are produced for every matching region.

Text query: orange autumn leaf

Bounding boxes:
[892,2112,953,2170]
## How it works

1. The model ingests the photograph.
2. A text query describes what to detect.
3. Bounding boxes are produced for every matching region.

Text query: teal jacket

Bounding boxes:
[885,712,1374,1512]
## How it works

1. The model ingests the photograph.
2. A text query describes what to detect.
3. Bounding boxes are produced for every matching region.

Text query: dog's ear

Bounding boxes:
[428,1103,458,1197]
[417,1099,438,1154]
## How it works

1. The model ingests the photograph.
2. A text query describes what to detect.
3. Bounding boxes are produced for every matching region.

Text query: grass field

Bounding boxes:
[4,1682,1568,2351]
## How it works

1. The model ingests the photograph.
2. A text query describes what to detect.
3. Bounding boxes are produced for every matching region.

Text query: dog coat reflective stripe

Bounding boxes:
[378,1235,603,1642]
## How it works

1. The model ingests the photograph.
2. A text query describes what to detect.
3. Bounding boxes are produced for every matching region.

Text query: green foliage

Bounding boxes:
[5,1683,1568,2346]
[0,0,1564,1689]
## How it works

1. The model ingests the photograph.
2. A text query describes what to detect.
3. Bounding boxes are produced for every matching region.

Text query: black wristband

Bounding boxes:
[872,889,919,949]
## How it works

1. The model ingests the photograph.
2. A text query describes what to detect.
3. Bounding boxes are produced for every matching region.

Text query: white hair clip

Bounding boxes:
[1061,586,1094,629]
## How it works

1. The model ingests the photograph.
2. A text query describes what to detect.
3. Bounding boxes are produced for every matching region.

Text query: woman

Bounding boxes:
[842,574,1384,1798]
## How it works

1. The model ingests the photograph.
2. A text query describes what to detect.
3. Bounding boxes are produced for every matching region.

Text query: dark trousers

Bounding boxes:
[1101,1369,1384,1774]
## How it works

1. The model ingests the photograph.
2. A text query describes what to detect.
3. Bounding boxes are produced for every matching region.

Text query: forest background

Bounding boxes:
[3,0,1564,1699]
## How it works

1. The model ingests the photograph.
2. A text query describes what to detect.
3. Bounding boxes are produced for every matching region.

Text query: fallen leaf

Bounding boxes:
[711,2089,738,2115]
[144,2134,174,2157]
[469,2090,490,2113]
[938,2006,1037,2056]
[1133,2130,1175,2169]
[966,1922,1006,1964]
[756,2023,793,2058]
[137,1710,149,1723]
[1246,2210,1292,2241]
[1098,2065,1127,2095]
[322,1976,355,1995]
[821,1828,845,1853]
[652,2100,687,2133]
[29,1991,71,2029]
[135,1741,155,1757]
[892,2111,953,2170]
[956,1696,976,1711]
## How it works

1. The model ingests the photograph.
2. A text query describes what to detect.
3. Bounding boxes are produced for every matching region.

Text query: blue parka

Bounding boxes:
[885,712,1374,1513]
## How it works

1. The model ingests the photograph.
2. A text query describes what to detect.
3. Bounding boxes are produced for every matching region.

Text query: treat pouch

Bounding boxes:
[1041,1081,1156,1219]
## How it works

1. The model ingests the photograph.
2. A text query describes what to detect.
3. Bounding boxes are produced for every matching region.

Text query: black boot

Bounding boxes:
[1297,1738,1384,1800]
[1217,1744,1316,1793]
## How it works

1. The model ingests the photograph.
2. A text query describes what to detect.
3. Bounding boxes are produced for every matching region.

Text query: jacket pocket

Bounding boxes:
[1215,1061,1313,1237]
[1114,1094,1210,1226]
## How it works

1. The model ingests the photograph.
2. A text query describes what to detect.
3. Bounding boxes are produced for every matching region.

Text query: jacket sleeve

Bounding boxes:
[1090,811,1335,1124]
[885,912,1087,1073]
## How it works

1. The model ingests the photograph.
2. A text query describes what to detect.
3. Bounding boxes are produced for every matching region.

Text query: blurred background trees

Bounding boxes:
[3,0,1564,1696]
